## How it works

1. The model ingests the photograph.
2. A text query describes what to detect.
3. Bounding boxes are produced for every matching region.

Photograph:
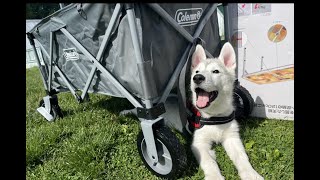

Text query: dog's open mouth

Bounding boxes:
[195,88,218,109]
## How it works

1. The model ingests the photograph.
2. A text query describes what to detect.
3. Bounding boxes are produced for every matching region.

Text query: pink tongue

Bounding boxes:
[196,91,210,108]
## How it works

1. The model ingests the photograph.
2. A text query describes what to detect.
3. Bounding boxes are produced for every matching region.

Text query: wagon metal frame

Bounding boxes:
[27,3,241,178]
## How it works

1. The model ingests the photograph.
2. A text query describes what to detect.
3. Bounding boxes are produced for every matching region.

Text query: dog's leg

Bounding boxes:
[192,137,225,180]
[222,136,264,180]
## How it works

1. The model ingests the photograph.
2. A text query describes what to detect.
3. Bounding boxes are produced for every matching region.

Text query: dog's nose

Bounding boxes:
[193,74,205,84]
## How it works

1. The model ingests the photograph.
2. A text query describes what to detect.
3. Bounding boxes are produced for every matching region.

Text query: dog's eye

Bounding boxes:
[195,71,199,73]
[212,70,220,74]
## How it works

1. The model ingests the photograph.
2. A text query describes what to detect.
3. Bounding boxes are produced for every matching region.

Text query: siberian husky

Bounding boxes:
[189,42,263,180]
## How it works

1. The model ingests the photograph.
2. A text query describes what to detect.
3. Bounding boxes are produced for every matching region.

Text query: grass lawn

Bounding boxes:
[26,67,294,180]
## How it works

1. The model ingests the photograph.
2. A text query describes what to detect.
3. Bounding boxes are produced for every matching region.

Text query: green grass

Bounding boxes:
[26,67,294,180]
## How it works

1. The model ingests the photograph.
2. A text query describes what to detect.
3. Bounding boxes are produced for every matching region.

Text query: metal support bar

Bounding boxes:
[125,7,144,66]
[48,32,54,92]
[193,3,219,58]
[59,27,143,108]
[158,3,218,103]
[147,3,215,59]
[35,39,49,58]
[159,44,192,103]
[223,3,231,42]
[35,41,50,77]
[126,6,160,164]
[242,48,247,77]
[80,3,122,100]
[53,64,80,100]
[124,3,134,10]
[126,6,156,107]
[37,96,54,121]
[35,38,80,97]
[223,4,237,76]
[140,117,163,165]
[194,3,219,38]
[148,3,218,60]
[27,34,49,91]
[124,4,184,166]
[147,3,194,43]
[37,39,81,101]
[59,3,65,9]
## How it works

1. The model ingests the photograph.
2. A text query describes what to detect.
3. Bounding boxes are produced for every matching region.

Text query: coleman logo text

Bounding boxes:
[175,8,203,26]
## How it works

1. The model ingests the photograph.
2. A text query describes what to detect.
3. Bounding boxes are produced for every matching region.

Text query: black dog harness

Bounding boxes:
[186,101,235,133]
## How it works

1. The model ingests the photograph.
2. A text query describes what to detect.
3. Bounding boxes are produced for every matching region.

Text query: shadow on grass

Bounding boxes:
[89,97,207,178]
[91,97,135,115]
[56,95,267,179]
[27,153,46,170]
[239,117,265,127]
[238,117,266,137]
[180,134,200,178]
[237,95,267,135]
[54,131,73,144]
[60,109,76,117]
[56,96,136,118]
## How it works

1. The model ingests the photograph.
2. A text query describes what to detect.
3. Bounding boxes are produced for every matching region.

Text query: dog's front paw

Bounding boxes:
[240,170,264,180]
[205,174,225,180]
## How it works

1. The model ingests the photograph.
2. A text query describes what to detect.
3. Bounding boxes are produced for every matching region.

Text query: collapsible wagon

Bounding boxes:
[27,3,254,178]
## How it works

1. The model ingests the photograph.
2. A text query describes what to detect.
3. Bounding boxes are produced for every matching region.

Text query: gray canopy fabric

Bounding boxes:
[28,3,221,99]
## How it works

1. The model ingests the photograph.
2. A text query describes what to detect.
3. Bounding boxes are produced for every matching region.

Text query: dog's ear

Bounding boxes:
[219,42,236,70]
[192,45,206,68]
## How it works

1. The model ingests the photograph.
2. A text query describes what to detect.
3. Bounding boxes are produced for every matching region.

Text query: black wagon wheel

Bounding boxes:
[137,125,187,179]
[39,95,63,120]
[234,85,254,120]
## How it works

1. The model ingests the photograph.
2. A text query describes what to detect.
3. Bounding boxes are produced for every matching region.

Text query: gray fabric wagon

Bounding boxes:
[27,3,251,178]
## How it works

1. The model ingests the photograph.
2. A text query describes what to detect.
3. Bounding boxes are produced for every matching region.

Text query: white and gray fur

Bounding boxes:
[190,43,264,180]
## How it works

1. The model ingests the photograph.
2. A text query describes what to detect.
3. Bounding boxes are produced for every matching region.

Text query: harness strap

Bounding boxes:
[200,111,235,125]
[186,100,235,132]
